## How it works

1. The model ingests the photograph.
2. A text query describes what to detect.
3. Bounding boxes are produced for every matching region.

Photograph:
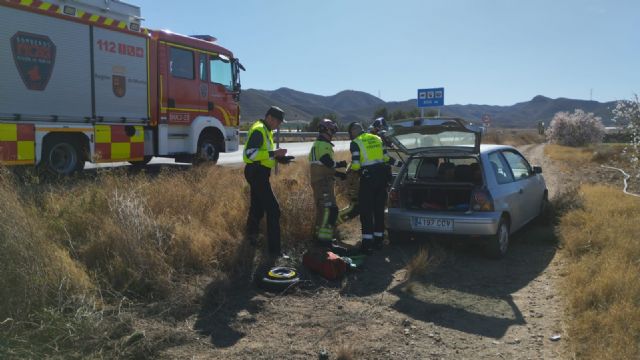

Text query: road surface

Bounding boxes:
[84,140,352,169]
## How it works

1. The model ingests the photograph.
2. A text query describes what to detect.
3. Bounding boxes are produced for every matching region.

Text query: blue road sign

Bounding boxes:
[417,88,445,107]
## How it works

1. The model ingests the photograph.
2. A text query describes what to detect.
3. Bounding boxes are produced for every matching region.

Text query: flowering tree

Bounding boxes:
[613,94,640,176]
[545,109,605,147]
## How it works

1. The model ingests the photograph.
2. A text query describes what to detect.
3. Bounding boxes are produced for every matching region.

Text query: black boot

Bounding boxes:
[373,237,384,250]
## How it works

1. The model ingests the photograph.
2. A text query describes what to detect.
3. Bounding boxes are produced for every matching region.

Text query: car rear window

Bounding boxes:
[404,156,481,184]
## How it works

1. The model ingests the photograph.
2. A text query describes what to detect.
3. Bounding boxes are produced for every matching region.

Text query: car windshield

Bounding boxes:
[388,118,480,154]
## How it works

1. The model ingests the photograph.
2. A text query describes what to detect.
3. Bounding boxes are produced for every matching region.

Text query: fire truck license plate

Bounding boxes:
[413,217,454,231]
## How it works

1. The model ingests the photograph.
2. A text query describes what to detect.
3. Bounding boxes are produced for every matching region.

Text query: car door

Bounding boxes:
[209,54,237,127]
[487,151,527,231]
[501,149,543,224]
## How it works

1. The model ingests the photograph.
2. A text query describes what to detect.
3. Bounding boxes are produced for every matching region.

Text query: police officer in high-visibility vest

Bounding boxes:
[244,106,288,258]
[309,119,347,245]
[348,121,395,252]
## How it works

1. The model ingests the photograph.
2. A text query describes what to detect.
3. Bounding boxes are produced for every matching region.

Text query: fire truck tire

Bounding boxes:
[194,133,220,164]
[41,139,82,176]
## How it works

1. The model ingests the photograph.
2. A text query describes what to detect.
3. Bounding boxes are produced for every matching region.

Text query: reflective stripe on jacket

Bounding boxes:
[243,120,276,169]
[350,133,386,171]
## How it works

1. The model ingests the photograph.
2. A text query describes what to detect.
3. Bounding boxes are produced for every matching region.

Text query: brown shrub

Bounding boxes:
[0,169,92,320]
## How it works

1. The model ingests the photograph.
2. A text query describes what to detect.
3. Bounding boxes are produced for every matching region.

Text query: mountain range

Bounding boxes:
[239,87,617,128]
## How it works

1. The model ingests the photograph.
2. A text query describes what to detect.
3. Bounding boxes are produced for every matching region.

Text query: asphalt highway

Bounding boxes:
[85,140,351,169]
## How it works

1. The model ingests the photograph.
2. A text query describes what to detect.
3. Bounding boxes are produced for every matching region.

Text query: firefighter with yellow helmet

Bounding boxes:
[308,119,347,245]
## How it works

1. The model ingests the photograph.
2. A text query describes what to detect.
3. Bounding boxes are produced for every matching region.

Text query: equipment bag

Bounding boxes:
[302,250,347,280]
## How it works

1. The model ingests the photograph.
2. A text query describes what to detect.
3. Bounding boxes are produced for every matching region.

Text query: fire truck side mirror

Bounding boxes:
[232,58,244,100]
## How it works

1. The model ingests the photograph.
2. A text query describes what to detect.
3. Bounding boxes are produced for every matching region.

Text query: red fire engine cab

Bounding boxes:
[0,0,243,175]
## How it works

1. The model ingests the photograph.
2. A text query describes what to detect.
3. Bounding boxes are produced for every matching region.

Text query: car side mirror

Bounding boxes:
[533,166,542,174]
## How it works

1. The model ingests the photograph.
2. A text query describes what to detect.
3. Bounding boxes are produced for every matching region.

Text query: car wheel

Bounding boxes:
[486,217,510,259]
[535,191,550,225]
[259,266,300,292]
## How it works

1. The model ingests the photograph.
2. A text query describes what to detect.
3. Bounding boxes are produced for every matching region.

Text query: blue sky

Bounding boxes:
[130,0,639,106]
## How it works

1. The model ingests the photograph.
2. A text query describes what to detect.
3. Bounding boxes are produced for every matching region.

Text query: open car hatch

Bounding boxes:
[386,117,482,155]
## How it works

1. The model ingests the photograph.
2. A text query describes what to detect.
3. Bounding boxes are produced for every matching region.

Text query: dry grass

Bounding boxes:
[405,247,430,280]
[482,128,545,146]
[336,343,357,360]
[545,143,627,165]
[0,169,92,320]
[0,159,325,356]
[558,184,640,360]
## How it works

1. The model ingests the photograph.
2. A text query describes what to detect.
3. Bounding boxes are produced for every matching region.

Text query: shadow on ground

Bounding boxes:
[345,221,558,339]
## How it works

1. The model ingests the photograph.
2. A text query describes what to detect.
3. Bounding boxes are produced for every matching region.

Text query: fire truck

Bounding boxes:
[0,0,243,175]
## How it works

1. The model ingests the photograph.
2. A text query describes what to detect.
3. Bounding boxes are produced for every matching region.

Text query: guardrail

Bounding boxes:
[239,131,349,142]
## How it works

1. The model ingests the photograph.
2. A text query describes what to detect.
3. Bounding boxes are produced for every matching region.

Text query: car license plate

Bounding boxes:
[413,217,454,231]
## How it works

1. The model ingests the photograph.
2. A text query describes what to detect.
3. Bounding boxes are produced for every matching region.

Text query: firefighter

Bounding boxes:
[338,117,401,225]
[244,106,288,258]
[308,119,347,245]
[348,121,397,252]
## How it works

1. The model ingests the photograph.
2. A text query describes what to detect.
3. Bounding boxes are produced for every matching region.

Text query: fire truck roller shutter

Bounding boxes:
[190,116,225,164]
[92,27,148,122]
[0,6,92,120]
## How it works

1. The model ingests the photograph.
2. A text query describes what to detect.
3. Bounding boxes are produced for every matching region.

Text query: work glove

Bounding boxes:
[334,171,347,180]
[335,160,348,169]
[276,155,295,164]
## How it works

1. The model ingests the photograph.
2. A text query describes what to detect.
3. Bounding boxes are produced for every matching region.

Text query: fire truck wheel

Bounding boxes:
[41,140,82,176]
[194,134,220,164]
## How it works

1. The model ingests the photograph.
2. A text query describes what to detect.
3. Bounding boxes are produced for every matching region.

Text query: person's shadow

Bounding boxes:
[193,243,272,348]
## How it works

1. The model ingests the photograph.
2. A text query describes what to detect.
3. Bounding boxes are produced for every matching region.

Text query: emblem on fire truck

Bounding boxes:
[10,32,56,91]
[112,74,126,97]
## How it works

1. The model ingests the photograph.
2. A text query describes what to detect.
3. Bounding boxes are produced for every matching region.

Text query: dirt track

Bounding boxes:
[146,144,569,359]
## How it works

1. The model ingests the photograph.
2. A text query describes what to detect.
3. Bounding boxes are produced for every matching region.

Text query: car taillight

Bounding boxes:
[471,188,494,212]
[388,188,400,208]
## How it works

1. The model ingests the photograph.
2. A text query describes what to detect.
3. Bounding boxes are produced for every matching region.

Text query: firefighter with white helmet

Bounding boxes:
[309,119,347,245]
[347,120,402,252]
[339,117,401,225]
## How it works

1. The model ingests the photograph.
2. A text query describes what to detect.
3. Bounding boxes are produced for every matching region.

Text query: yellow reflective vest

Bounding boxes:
[308,139,334,164]
[243,120,276,169]
[351,133,387,171]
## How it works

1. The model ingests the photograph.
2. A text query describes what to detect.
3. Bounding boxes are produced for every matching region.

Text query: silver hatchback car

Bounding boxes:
[385,118,547,258]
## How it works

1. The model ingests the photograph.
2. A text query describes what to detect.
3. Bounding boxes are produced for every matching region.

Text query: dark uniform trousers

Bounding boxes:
[245,163,281,255]
[358,163,388,246]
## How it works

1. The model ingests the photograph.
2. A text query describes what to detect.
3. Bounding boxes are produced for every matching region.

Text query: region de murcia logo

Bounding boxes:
[11,32,56,91]
[112,74,126,97]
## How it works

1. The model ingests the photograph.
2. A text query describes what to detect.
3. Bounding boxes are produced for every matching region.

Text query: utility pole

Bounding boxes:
[590,88,593,101]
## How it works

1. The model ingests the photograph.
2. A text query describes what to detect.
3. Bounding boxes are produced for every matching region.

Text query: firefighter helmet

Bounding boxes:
[347,122,363,140]
[370,117,388,133]
[318,119,338,136]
